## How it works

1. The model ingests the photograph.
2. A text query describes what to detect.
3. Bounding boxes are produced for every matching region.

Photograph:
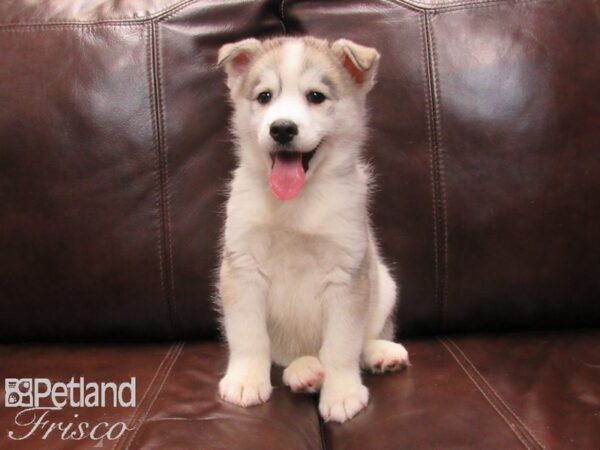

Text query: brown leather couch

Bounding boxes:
[1,0,598,448]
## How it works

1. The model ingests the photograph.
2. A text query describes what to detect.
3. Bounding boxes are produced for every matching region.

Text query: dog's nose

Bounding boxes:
[270,120,298,144]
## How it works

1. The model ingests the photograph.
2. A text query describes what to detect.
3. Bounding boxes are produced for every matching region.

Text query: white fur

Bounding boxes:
[217,37,408,423]
[283,355,324,393]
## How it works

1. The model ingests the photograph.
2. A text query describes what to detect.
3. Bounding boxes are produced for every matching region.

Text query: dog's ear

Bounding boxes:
[217,38,262,89]
[331,39,380,91]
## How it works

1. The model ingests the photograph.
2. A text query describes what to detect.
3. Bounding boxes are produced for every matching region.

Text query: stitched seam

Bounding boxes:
[440,338,542,450]
[374,0,553,13]
[0,0,200,28]
[447,338,547,449]
[315,397,328,450]
[386,0,543,10]
[112,343,177,450]
[427,12,449,331]
[440,338,532,449]
[421,12,448,332]
[419,13,441,332]
[155,0,204,23]
[122,342,184,450]
[149,21,177,337]
[279,0,288,34]
[379,0,424,12]
[0,23,146,31]
[438,0,553,12]
[154,21,178,335]
[388,0,502,9]
[145,23,172,338]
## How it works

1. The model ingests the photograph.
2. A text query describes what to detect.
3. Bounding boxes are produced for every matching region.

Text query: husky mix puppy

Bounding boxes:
[216,36,409,423]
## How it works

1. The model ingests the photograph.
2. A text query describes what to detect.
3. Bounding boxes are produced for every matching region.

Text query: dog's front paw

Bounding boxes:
[283,356,324,393]
[319,378,369,423]
[362,339,410,374]
[219,372,272,407]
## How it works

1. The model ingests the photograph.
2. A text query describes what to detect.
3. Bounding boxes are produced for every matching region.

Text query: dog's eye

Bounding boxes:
[306,91,326,105]
[256,91,272,105]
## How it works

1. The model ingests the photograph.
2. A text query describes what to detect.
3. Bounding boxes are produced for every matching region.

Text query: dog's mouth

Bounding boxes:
[268,145,320,201]
[269,147,318,172]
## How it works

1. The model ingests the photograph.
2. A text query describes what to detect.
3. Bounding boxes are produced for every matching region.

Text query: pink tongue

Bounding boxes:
[269,153,305,201]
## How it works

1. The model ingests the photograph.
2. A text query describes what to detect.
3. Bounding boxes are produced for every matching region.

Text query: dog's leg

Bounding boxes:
[318,278,369,423]
[283,356,324,393]
[219,261,272,407]
[362,261,410,373]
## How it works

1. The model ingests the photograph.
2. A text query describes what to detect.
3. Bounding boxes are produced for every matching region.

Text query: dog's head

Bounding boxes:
[218,37,380,201]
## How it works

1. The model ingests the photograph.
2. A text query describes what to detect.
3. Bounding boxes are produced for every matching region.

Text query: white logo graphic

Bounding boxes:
[5,379,34,407]
[4,377,136,441]
[5,377,136,408]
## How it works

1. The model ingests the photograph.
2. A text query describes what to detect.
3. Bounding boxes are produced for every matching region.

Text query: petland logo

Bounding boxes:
[4,377,136,441]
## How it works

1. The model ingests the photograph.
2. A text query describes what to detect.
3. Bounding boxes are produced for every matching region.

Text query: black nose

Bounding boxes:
[270,120,298,144]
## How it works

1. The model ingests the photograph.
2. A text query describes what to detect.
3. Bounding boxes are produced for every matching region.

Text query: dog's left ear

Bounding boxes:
[331,39,380,92]
[217,38,263,90]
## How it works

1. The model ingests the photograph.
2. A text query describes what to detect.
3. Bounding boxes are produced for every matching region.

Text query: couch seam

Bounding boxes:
[0,23,145,31]
[437,0,552,13]
[279,0,288,34]
[315,397,328,450]
[428,11,449,331]
[388,0,499,9]
[385,0,551,11]
[154,20,178,335]
[440,337,544,450]
[112,343,179,450]
[379,0,424,12]
[445,338,547,449]
[121,342,185,450]
[0,0,200,28]
[154,0,204,23]
[145,23,172,339]
[421,11,449,332]
[419,13,440,332]
[439,338,532,449]
[148,21,177,337]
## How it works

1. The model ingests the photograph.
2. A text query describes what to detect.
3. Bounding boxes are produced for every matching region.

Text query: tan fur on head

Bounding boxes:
[217,38,264,89]
[217,38,262,67]
[331,39,380,89]
[218,36,380,95]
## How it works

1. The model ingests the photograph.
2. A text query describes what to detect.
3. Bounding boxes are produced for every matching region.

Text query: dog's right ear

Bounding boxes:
[331,39,380,92]
[217,38,262,89]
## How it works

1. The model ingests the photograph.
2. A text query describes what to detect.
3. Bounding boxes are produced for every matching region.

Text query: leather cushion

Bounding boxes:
[0,331,597,449]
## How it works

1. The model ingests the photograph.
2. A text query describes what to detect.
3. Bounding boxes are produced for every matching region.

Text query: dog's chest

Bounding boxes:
[265,230,328,306]
[260,230,334,360]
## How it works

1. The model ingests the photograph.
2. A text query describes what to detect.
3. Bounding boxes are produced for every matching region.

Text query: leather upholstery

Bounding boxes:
[0,331,597,449]
[2,0,599,340]
[0,0,598,448]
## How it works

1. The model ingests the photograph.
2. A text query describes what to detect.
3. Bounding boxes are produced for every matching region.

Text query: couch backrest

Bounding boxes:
[1,0,598,341]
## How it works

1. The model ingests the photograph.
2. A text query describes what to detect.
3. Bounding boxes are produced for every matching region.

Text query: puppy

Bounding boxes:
[216,36,409,423]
